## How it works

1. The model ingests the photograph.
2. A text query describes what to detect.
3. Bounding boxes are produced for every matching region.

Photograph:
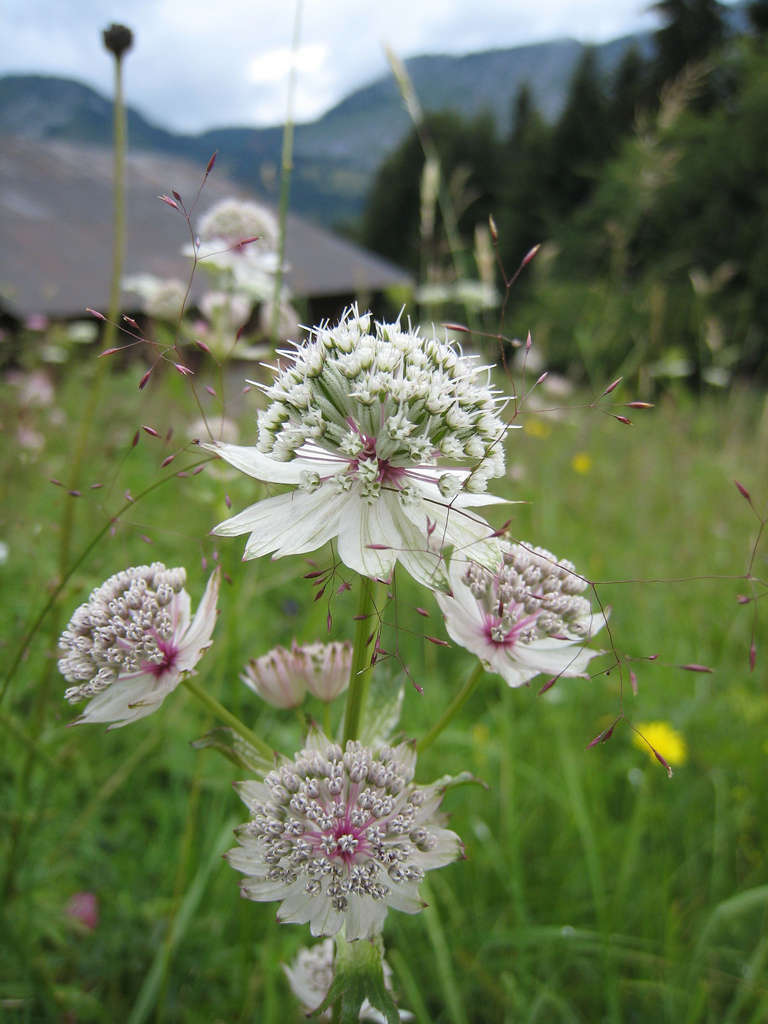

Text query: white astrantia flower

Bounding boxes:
[190,198,282,300]
[284,938,413,1022]
[58,564,219,729]
[436,542,605,687]
[226,729,463,941]
[197,198,279,252]
[202,307,512,590]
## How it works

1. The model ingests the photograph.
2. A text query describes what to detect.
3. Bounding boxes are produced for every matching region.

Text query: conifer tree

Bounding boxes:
[650,0,728,94]
[547,48,610,216]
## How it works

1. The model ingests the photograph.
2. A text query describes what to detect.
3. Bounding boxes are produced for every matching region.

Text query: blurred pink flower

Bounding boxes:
[66,891,99,931]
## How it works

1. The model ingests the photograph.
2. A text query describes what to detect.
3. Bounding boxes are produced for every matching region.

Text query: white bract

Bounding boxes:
[58,564,219,729]
[226,729,463,940]
[284,939,412,1022]
[437,542,605,687]
[203,307,511,590]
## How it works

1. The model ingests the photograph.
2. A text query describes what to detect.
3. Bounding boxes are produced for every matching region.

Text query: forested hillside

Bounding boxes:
[361,0,768,382]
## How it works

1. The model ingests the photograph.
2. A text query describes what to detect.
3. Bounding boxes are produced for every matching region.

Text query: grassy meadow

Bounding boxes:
[2,346,768,1022]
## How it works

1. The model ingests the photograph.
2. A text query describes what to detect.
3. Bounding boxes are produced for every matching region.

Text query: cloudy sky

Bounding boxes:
[1,1,742,133]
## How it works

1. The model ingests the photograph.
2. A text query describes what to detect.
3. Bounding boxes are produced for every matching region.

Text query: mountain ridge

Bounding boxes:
[0,28,691,226]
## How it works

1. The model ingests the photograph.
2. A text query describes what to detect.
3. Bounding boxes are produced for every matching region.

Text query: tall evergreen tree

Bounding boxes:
[547,48,610,216]
[747,0,768,35]
[650,0,728,94]
[361,111,502,274]
[609,46,649,138]
[498,84,552,269]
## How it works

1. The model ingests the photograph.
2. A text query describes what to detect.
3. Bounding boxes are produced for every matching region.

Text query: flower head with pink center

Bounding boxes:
[436,542,605,687]
[202,307,512,591]
[226,729,463,940]
[58,563,219,729]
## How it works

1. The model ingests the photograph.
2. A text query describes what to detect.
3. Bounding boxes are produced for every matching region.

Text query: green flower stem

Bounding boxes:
[342,575,383,744]
[270,0,302,343]
[416,662,485,754]
[58,43,127,580]
[180,676,274,760]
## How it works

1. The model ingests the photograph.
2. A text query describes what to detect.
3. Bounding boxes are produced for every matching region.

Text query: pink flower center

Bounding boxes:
[142,636,179,678]
[349,433,407,488]
[483,605,541,647]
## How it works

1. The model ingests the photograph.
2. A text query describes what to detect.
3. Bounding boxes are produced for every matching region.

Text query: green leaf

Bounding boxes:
[431,769,487,794]
[359,672,405,747]
[191,726,274,774]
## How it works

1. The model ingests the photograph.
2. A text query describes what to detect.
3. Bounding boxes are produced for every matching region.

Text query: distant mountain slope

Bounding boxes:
[3,12,749,227]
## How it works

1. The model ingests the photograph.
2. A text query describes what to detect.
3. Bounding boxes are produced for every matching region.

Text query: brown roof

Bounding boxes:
[0,136,411,318]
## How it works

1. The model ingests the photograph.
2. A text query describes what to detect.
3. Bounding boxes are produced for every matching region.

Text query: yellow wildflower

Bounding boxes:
[633,721,688,768]
[571,452,592,475]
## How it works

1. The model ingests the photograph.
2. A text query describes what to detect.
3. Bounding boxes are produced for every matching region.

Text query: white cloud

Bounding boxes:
[247,43,327,85]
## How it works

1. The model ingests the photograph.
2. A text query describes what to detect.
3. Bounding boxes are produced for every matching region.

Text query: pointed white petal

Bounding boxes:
[225,845,269,875]
[176,568,220,671]
[413,828,463,869]
[436,594,486,653]
[73,671,170,728]
[452,490,510,509]
[510,639,601,679]
[402,494,499,570]
[335,492,397,579]
[200,441,309,484]
[343,895,387,941]
[240,876,296,901]
[268,488,350,558]
[171,589,191,638]
[234,780,272,809]
[278,885,322,926]
[307,899,344,937]
[385,882,424,914]
[213,488,344,558]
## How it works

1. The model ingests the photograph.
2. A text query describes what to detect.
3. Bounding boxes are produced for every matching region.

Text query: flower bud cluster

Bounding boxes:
[464,542,592,643]
[256,308,507,490]
[58,563,186,702]
[228,731,462,939]
[241,640,352,708]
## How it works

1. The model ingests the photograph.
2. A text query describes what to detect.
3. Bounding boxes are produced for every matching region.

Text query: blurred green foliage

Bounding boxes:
[2,349,767,1020]
[362,6,768,383]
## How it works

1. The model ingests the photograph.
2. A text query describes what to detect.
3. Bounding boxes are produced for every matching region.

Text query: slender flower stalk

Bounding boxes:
[180,675,274,760]
[416,662,485,753]
[270,0,302,343]
[343,576,384,744]
[57,25,133,591]
[102,23,132,358]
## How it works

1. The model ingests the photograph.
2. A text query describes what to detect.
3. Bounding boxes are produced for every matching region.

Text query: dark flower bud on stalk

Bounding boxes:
[102,23,133,59]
